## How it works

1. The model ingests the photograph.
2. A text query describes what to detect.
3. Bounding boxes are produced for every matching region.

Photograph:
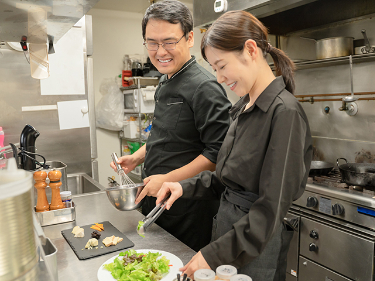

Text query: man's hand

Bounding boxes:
[142,174,168,196]
[179,251,211,279]
[109,155,138,174]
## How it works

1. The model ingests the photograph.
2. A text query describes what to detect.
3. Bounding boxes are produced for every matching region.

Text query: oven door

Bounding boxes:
[300,216,374,281]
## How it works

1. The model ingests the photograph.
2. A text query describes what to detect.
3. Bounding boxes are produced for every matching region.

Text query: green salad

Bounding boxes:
[104,249,170,281]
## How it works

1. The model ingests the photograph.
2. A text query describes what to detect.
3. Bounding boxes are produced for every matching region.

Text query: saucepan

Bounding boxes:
[309,161,334,176]
[337,158,375,187]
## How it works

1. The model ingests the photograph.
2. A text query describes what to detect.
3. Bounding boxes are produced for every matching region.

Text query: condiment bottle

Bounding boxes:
[48,169,64,210]
[60,190,72,208]
[194,269,216,281]
[216,265,237,280]
[230,274,252,281]
[34,170,49,212]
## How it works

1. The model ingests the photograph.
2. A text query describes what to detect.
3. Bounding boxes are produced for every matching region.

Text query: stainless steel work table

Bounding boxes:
[42,191,196,281]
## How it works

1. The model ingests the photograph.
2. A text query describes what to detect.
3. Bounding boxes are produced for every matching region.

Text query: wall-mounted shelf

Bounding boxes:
[270,53,375,71]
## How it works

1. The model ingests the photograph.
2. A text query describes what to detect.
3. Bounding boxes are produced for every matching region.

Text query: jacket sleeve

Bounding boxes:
[192,80,232,164]
[180,171,226,200]
[201,106,310,268]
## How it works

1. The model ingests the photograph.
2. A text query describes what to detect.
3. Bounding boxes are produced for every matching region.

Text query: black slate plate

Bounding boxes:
[61,221,134,260]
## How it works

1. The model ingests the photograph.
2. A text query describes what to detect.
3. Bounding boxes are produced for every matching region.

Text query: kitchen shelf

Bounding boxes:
[270,53,375,71]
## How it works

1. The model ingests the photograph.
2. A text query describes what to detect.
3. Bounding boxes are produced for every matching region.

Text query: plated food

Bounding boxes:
[97,249,183,281]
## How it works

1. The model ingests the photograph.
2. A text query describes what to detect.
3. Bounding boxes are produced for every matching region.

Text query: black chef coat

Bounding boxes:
[142,56,232,251]
[179,76,313,268]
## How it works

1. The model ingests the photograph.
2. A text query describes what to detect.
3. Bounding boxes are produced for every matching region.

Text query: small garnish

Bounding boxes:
[137,221,145,238]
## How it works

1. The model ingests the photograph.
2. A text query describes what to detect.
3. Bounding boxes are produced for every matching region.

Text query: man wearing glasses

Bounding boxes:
[111,0,231,251]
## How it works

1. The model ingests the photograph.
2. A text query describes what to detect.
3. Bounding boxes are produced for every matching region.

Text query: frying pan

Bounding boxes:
[337,158,375,187]
[309,161,334,176]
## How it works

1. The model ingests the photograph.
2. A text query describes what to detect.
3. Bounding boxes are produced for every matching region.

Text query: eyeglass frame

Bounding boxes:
[143,34,186,51]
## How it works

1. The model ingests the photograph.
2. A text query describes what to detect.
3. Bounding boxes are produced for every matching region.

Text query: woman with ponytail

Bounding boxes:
[155,10,312,281]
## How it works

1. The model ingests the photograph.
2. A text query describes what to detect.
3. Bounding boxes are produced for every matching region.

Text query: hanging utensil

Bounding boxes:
[360,29,375,54]
[342,55,358,103]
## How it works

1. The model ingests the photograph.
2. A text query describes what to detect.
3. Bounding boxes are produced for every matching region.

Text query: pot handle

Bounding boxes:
[337,158,348,166]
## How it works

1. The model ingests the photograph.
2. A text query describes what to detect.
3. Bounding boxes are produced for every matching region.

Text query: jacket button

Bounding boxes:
[153,116,156,120]
[143,167,146,170]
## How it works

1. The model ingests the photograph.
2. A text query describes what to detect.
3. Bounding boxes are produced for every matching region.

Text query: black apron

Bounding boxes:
[212,188,294,281]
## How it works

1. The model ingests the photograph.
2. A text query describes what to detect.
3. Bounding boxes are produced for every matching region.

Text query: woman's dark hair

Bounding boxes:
[201,10,296,94]
[142,0,193,40]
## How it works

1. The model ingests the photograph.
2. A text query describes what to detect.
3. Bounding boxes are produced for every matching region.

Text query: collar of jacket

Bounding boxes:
[229,76,287,120]
[159,55,196,85]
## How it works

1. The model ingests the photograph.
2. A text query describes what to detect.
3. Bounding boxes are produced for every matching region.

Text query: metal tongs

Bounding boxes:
[137,194,170,236]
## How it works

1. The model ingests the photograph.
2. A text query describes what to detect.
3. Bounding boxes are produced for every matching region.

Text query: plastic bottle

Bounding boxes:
[0,127,4,148]
[216,265,238,280]
[0,127,5,169]
[122,55,133,87]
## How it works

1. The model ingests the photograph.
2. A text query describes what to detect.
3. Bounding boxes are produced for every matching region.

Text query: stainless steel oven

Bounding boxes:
[286,170,375,280]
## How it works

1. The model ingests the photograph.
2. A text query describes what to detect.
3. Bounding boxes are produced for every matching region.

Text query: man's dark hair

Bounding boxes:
[142,0,193,40]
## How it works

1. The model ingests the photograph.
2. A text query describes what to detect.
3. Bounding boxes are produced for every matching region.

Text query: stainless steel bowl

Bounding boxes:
[105,183,145,211]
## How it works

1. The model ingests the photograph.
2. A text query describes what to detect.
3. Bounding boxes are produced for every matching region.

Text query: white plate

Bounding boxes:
[97,249,183,281]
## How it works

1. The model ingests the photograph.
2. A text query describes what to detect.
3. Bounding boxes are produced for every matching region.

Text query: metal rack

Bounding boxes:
[119,77,159,181]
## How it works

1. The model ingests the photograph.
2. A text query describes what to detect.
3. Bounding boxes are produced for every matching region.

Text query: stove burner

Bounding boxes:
[309,169,375,196]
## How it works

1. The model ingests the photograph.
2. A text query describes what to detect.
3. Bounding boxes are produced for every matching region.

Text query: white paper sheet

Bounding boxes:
[57,100,89,130]
[40,27,85,95]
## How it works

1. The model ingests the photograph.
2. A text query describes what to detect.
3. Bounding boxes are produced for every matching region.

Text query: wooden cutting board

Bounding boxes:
[61,221,134,260]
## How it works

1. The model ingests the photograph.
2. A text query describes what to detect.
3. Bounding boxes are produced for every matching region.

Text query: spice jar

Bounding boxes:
[230,274,253,281]
[60,191,72,207]
[216,265,237,280]
[194,269,216,281]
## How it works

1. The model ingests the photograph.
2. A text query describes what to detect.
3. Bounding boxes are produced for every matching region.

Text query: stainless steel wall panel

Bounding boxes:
[0,27,93,175]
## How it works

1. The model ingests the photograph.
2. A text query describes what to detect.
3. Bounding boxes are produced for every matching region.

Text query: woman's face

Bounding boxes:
[205,45,258,97]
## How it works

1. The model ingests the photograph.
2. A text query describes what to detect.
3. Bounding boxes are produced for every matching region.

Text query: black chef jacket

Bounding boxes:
[141,56,232,251]
[179,76,313,268]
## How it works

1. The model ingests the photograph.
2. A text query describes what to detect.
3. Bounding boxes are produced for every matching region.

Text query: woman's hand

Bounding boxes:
[154,182,183,210]
[109,155,137,174]
[179,251,211,279]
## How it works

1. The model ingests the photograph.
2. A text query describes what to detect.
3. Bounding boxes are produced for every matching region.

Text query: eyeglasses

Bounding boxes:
[143,35,185,51]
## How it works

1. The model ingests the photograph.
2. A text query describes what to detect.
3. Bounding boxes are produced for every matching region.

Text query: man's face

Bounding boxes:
[144,19,194,78]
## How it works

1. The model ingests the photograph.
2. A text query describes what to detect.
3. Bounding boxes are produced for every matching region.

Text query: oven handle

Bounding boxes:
[283,217,299,232]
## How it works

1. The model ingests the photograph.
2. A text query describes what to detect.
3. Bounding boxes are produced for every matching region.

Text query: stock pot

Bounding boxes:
[337,158,375,187]
[316,37,354,59]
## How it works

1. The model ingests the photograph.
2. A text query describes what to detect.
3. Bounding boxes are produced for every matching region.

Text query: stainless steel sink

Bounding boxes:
[66,173,104,195]
[35,173,104,205]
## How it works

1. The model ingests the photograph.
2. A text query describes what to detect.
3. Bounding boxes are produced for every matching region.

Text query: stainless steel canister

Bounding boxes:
[316,37,354,59]
[0,158,37,281]
[45,160,68,191]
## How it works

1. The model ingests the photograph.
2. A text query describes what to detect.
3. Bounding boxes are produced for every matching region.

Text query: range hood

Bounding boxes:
[0,0,99,44]
[194,0,318,28]
[194,0,375,36]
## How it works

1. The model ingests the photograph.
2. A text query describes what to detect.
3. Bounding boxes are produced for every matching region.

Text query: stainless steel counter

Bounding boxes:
[42,191,196,281]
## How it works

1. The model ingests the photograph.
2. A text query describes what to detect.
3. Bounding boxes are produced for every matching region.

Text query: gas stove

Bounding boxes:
[292,169,375,230]
[286,169,375,281]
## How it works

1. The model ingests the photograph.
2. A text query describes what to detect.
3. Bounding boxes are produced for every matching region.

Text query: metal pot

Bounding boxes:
[309,161,334,176]
[316,37,354,59]
[337,158,375,187]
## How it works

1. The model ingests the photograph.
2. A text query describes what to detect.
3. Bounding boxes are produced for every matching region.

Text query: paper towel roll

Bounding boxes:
[142,86,156,101]
[29,43,49,79]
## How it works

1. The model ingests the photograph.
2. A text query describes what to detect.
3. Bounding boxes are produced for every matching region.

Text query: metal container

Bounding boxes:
[0,159,37,281]
[106,183,145,211]
[45,160,67,191]
[34,202,76,226]
[316,37,354,59]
